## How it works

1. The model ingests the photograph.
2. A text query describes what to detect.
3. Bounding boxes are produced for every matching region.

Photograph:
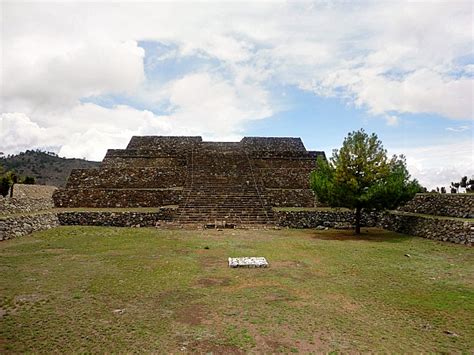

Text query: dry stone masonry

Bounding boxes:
[0,185,59,241]
[399,193,474,218]
[3,136,471,246]
[383,194,474,245]
[54,136,325,225]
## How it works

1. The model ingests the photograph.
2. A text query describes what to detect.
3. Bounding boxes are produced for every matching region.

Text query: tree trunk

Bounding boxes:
[355,206,361,235]
[9,183,14,198]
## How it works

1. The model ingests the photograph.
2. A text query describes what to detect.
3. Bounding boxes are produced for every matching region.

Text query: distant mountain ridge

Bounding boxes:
[0,150,100,187]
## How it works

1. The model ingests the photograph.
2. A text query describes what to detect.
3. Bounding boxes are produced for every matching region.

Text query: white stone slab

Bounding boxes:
[228,257,269,268]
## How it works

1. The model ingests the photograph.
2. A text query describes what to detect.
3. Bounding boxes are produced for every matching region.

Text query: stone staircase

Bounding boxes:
[178,146,275,225]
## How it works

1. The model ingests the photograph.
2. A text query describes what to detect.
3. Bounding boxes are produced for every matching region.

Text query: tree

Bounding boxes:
[467,179,474,193]
[310,129,422,234]
[450,181,460,193]
[451,175,474,193]
[0,170,16,197]
[22,176,36,184]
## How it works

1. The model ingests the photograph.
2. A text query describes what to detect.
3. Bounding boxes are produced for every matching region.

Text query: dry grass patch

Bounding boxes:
[1,226,473,352]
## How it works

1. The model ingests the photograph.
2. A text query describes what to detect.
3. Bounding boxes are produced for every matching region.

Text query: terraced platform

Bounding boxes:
[54,136,325,226]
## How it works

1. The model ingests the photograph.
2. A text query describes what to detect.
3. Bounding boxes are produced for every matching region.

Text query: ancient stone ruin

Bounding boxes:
[54,136,325,225]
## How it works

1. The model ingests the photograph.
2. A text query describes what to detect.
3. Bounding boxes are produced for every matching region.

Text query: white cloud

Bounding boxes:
[3,2,472,119]
[1,0,473,169]
[0,113,49,153]
[0,72,273,160]
[161,72,272,136]
[392,140,474,190]
[2,38,145,111]
[446,125,471,133]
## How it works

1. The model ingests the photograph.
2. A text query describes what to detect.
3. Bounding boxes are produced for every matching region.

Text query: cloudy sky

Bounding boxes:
[1,0,473,189]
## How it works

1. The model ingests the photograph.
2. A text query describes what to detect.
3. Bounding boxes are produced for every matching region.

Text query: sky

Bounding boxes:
[0,0,473,190]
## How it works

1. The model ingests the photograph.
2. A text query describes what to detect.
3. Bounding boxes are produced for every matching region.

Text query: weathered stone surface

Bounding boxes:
[228,257,269,268]
[398,193,474,218]
[265,189,317,207]
[53,188,182,208]
[241,137,306,152]
[57,209,176,227]
[381,212,473,245]
[0,196,54,215]
[276,209,382,228]
[11,184,57,199]
[0,213,59,241]
[127,136,203,151]
[65,167,186,189]
[55,136,327,224]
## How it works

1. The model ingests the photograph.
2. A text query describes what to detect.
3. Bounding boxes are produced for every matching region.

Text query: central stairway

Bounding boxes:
[178,144,275,225]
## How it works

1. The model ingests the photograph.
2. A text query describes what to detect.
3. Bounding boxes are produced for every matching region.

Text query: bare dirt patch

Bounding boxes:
[175,304,208,326]
[199,256,225,269]
[196,277,231,287]
[14,293,46,304]
[271,260,309,268]
[187,340,243,354]
[327,293,360,312]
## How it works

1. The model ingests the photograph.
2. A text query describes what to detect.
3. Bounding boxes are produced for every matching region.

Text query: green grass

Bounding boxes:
[1,227,473,352]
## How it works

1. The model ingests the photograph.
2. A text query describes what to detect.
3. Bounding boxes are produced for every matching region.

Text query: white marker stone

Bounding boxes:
[228,257,269,268]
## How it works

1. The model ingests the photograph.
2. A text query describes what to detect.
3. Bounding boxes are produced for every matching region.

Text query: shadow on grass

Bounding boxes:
[310,228,415,243]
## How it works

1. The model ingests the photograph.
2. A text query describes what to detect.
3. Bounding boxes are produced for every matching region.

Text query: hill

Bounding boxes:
[0,150,100,187]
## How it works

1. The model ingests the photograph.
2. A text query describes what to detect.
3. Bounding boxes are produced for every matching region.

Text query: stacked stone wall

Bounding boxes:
[102,156,187,168]
[265,189,316,207]
[241,137,306,152]
[0,212,59,241]
[247,151,323,159]
[57,209,176,227]
[399,193,474,218]
[0,184,56,215]
[251,158,316,169]
[381,213,473,245]
[12,184,57,199]
[258,168,312,188]
[102,149,188,168]
[66,167,186,189]
[0,185,59,241]
[200,142,242,152]
[53,188,182,208]
[276,209,381,228]
[104,149,186,158]
[0,197,54,215]
[127,136,202,150]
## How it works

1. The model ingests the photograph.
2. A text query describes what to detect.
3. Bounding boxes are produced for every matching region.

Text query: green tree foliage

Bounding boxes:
[310,129,422,234]
[22,176,36,184]
[451,175,474,193]
[0,169,16,197]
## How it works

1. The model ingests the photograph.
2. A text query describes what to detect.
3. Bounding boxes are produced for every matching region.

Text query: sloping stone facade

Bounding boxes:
[54,136,326,224]
[399,193,474,218]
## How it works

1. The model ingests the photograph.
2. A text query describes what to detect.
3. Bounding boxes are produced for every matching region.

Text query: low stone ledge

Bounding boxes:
[398,193,474,218]
[0,197,54,215]
[53,188,183,208]
[382,212,473,245]
[57,209,177,227]
[275,209,381,228]
[0,212,59,241]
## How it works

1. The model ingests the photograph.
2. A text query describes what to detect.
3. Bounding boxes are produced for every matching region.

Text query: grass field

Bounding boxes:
[1,227,473,352]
